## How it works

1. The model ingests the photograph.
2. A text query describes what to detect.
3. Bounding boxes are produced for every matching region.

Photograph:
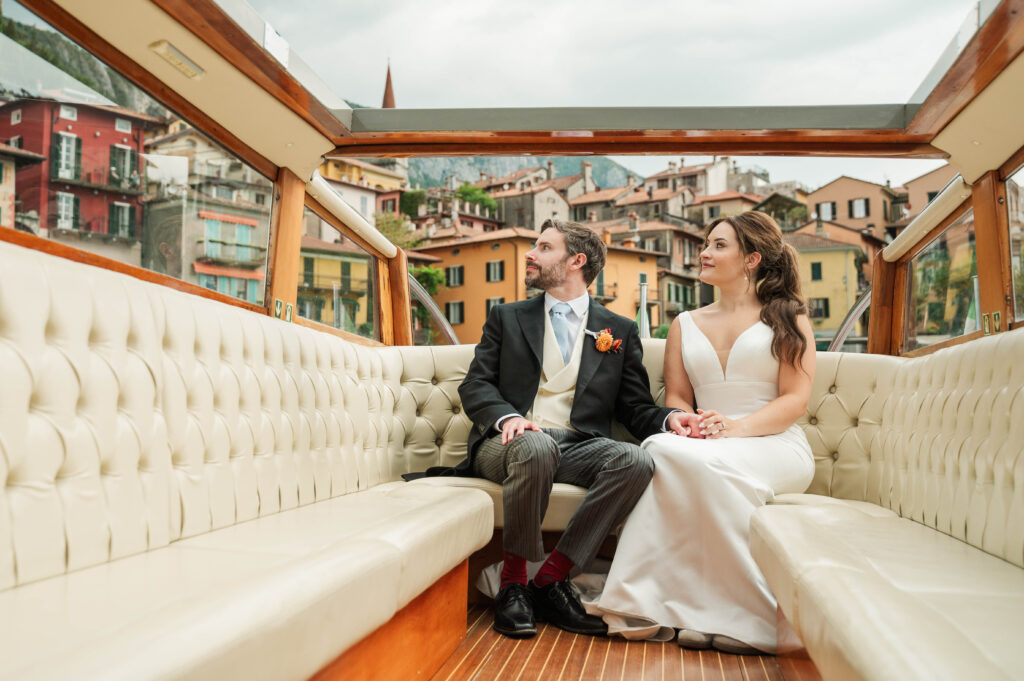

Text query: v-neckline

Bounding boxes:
[686,312,763,380]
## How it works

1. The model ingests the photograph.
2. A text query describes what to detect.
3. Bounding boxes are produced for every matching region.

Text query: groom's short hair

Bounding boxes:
[540,219,607,285]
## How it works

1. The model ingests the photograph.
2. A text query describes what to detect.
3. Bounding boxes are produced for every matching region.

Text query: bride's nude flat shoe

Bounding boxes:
[676,629,712,649]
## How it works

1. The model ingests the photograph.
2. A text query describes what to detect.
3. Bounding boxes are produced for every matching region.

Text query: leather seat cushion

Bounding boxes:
[409,477,586,531]
[0,484,492,681]
[751,502,1024,681]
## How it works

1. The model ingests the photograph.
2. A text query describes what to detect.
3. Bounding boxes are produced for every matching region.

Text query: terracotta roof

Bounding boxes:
[793,219,886,245]
[616,187,691,206]
[407,251,441,263]
[690,190,765,205]
[547,174,582,192]
[0,142,45,163]
[809,175,904,198]
[490,179,568,199]
[783,232,861,251]
[647,163,711,179]
[570,186,633,205]
[606,244,667,256]
[412,227,541,249]
[91,104,164,124]
[474,167,545,189]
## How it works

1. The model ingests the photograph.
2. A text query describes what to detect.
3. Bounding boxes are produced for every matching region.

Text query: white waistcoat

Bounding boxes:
[526,308,589,431]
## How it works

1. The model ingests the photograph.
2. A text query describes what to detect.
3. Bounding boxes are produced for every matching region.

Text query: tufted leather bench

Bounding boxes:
[0,240,493,681]
[402,334,1024,681]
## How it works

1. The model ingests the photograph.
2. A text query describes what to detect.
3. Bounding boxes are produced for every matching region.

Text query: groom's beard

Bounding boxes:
[524,257,569,290]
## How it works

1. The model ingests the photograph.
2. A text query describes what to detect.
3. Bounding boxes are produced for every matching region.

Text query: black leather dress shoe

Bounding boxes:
[493,583,537,638]
[529,579,607,636]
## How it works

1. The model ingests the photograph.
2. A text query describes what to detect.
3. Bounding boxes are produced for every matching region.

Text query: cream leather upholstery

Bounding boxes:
[0,240,492,681]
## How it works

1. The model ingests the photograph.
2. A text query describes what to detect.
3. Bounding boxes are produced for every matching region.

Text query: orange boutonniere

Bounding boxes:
[586,328,623,353]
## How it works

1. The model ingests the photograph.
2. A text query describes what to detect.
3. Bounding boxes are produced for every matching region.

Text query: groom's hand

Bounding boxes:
[501,417,542,445]
[667,411,702,438]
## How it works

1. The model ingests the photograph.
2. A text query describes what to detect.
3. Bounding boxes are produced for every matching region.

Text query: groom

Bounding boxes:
[458,219,688,638]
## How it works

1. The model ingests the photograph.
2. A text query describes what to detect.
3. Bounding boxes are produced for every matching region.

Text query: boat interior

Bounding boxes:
[0,1,1023,680]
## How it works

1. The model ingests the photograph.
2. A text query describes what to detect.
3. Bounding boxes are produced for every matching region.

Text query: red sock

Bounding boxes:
[500,552,527,590]
[533,549,574,588]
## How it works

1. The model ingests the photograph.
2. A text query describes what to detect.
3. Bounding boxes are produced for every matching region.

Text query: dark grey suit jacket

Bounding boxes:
[444,295,671,476]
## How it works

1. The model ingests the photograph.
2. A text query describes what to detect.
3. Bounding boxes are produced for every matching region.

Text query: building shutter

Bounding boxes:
[129,205,137,237]
[109,145,117,182]
[73,137,82,180]
[50,138,60,179]
[108,201,114,235]
[865,198,870,217]
[830,202,837,218]
[847,200,853,218]
[72,195,80,230]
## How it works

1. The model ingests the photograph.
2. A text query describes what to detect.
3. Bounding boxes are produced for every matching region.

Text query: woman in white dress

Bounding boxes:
[593,211,817,654]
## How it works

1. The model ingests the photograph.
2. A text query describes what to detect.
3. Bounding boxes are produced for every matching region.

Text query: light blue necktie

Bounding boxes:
[550,302,574,365]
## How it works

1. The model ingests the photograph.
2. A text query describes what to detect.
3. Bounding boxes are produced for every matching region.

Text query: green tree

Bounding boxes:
[400,189,427,218]
[374,211,421,250]
[456,184,498,213]
[411,265,444,295]
[653,324,671,339]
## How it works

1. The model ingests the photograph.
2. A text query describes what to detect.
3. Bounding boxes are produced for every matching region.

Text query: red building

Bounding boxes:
[0,98,159,252]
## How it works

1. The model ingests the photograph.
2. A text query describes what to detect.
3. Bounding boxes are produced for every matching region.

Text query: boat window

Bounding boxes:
[0,1,273,307]
[298,204,380,341]
[902,208,978,352]
[1006,164,1024,324]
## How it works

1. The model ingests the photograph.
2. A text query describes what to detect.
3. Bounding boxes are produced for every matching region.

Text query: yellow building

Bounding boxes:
[298,235,377,337]
[413,227,661,344]
[318,156,406,192]
[784,232,864,349]
[689,190,764,225]
[0,142,45,230]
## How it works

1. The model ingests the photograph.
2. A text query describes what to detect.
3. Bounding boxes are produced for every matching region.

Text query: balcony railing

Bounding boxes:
[47,214,137,240]
[50,162,142,194]
[299,274,371,292]
[194,239,268,267]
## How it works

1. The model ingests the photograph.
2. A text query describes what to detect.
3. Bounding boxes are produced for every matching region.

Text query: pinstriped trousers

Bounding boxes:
[472,429,654,569]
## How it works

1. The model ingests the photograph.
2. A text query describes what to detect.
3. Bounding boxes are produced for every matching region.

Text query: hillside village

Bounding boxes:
[0,44,961,348]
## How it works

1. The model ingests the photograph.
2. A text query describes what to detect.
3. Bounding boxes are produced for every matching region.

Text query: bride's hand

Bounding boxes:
[697,409,739,438]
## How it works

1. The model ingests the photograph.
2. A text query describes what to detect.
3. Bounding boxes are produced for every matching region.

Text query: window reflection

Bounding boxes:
[298,205,380,340]
[0,1,272,306]
[1006,165,1024,322]
[903,208,977,352]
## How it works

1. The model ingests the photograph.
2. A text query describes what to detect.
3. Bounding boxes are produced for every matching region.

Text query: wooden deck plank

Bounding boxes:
[430,607,797,681]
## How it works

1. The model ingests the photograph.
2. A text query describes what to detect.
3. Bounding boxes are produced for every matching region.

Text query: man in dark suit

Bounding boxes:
[458,219,689,638]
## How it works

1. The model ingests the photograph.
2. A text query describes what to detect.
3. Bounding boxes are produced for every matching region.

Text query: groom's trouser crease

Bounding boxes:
[473,429,653,568]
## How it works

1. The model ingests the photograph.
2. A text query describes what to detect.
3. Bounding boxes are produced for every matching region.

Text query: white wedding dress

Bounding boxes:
[590,311,814,652]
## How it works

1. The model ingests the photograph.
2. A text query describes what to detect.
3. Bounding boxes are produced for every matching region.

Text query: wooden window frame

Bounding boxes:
[999,145,1024,331]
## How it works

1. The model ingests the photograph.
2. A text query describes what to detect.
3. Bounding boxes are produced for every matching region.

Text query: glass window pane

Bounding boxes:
[0,1,272,306]
[298,205,380,341]
[903,208,978,352]
[1006,164,1024,322]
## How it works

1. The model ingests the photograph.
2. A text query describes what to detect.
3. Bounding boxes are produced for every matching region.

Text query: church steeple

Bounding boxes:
[382,63,395,109]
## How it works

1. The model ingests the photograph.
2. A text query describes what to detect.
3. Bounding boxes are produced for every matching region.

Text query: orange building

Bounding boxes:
[901,164,959,221]
[806,176,903,241]
[413,227,661,343]
[791,218,884,281]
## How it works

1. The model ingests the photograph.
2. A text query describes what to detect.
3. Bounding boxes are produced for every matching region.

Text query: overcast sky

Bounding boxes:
[249,0,976,188]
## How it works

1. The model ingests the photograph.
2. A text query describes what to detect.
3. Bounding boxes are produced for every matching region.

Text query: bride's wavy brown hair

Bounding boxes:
[705,211,808,369]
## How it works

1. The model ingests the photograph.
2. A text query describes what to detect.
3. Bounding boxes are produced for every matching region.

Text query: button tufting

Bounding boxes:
[809,417,818,425]
[852,417,859,426]
[430,378,438,385]
[832,452,839,460]
[435,437,444,447]
[452,405,461,414]
[828,385,837,394]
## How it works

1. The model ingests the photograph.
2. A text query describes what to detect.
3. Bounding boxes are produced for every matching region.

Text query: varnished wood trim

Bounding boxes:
[313,561,468,681]
[150,0,350,140]
[292,316,385,346]
[998,141,1024,180]
[891,262,909,356]
[971,171,1015,325]
[332,138,944,159]
[867,251,897,355]
[266,168,306,314]
[902,330,987,357]
[389,249,414,345]
[0,226,265,313]
[376,257,395,345]
[18,0,277,180]
[304,196,389,261]
[908,0,1024,136]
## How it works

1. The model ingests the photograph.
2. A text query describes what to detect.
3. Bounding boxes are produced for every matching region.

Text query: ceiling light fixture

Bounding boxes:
[149,41,205,80]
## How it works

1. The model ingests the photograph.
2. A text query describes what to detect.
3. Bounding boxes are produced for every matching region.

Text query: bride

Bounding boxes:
[592,210,816,654]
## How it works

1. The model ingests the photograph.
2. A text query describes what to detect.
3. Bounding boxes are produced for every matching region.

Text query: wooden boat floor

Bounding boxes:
[430,604,799,681]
